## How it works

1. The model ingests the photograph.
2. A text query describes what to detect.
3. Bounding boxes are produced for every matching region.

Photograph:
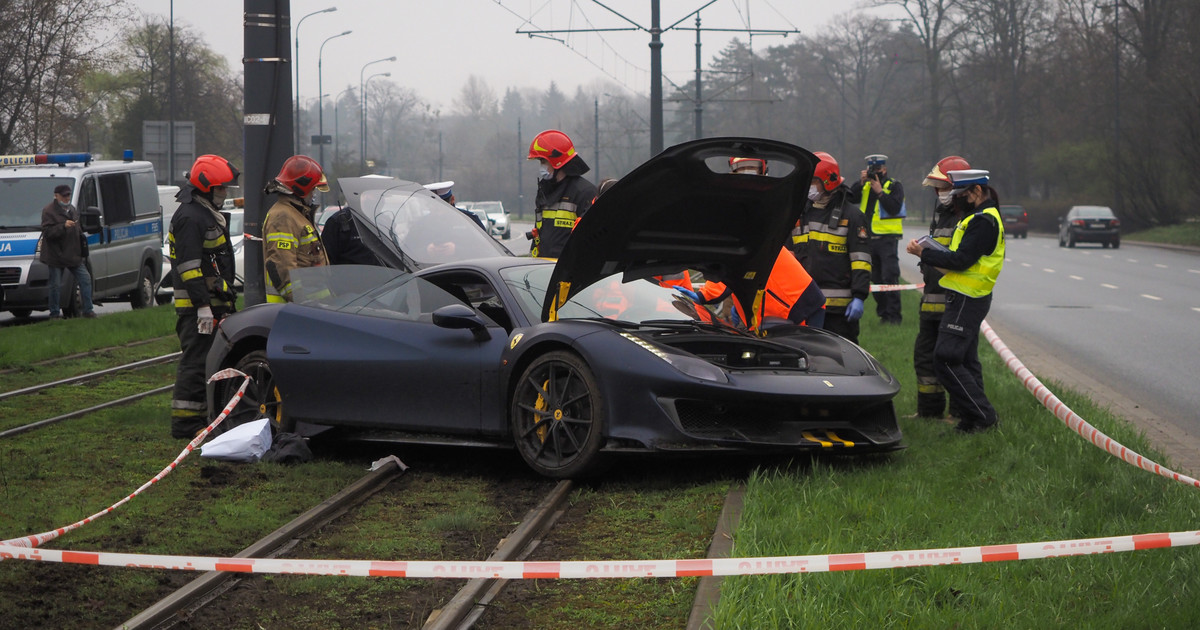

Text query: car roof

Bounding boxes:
[542,137,816,325]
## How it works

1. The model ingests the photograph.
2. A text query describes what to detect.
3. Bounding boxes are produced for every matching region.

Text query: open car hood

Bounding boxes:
[542,137,816,326]
[336,176,511,272]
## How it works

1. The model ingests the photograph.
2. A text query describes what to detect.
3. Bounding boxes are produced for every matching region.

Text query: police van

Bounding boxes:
[0,151,163,317]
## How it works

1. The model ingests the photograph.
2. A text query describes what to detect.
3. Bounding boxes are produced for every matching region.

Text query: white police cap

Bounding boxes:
[947,169,989,189]
[424,180,454,200]
[865,154,888,165]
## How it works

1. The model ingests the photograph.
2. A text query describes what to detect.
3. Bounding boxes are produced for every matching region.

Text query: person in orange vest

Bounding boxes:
[679,246,825,330]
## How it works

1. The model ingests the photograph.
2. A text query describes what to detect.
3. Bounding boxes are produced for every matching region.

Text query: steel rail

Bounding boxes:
[423,479,574,630]
[116,456,409,630]
[0,352,181,401]
[0,384,175,439]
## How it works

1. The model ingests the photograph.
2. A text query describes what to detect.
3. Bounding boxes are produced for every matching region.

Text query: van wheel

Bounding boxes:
[10,309,32,318]
[62,275,81,318]
[129,263,155,309]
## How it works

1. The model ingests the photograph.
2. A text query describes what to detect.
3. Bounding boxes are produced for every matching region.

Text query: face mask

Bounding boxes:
[807,185,822,202]
[537,166,553,182]
[937,189,954,205]
[211,188,228,208]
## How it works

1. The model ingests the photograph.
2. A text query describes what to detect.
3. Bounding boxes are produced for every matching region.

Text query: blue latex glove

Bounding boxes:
[845,297,865,322]
[674,286,701,302]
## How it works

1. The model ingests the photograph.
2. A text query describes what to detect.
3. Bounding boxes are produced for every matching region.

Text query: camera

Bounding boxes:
[867,165,883,180]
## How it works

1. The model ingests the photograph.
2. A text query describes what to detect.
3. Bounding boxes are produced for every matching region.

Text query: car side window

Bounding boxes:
[356,277,469,322]
[98,172,134,225]
[428,272,515,332]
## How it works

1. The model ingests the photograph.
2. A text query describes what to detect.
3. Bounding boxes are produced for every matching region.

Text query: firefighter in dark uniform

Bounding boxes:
[912,156,971,420]
[168,155,240,439]
[852,154,905,325]
[906,169,1004,433]
[790,152,871,344]
[525,129,597,259]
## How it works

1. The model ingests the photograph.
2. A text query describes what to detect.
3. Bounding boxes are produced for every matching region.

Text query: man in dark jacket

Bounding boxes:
[168,155,240,439]
[851,154,906,325]
[39,184,96,319]
[323,205,380,266]
[525,129,597,258]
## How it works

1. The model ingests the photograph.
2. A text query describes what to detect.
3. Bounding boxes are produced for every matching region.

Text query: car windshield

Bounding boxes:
[228,210,244,234]
[500,263,721,325]
[354,185,508,265]
[1075,206,1114,219]
[0,177,76,230]
[1000,206,1024,216]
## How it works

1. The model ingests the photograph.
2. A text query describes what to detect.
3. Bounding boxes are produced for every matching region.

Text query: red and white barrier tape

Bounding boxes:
[980,320,1200,489]
[2,529,1196,578]
[870,282,924,292]
[0,369,250,549]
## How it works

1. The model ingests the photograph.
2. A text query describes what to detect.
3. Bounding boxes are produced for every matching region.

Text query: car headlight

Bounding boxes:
[619,332,728,383]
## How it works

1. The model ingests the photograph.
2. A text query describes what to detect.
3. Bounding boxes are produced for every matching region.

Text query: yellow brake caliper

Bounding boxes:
[534,379,550,442]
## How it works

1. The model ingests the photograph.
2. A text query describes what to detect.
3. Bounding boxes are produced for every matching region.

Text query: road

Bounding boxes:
[901,226,1200,472]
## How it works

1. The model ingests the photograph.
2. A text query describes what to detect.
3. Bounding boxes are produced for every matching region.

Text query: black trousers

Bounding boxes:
[869,236,902,323]
[822,311,860,345]
[172,313,215,438]
[934,292,997,429]
[913,316,946,417]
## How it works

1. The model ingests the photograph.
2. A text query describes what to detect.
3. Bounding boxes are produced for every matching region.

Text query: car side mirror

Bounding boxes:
[81,206,103,234]
[432,303,491,341]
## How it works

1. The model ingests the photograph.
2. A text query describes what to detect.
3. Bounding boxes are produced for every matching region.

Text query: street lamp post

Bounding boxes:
[359,56,396,173]
[362,72,391,173]
[318,30,352,177]
[294,6,337,154]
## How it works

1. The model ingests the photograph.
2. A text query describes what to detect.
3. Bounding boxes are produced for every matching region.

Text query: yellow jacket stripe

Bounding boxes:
[862,180,903,235]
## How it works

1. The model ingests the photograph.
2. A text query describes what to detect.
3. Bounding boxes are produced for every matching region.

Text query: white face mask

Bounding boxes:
[807,184,822,202]
[937,189,954,205]
[537,165,553,182]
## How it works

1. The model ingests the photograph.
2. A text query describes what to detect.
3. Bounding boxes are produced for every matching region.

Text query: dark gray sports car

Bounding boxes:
[207,138,902,478]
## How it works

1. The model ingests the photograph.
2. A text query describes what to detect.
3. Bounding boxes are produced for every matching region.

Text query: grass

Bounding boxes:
[0,303,178,368]
[3,291,1199,628]
[710,291,1200,628]
[1124,221,1200,248]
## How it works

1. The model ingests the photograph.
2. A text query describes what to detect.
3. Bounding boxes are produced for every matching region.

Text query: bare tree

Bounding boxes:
[453,75,500,120]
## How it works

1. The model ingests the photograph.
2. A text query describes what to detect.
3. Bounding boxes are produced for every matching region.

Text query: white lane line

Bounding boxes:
[1142,294,1163,301]
[1127,259,1139,263]
[1021,262,1032,268]
[1069,275,1084,281]
[1102,283,1119,289]
[1189,269,1200,274]
[1043,268,1056,273]
[1155,264,1168,269]
[1102,254,1114,259]
[1193,307,1200,314]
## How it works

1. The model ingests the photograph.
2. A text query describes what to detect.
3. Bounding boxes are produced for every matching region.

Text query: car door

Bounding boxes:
[268,275,509,434]
[76,176,106,289]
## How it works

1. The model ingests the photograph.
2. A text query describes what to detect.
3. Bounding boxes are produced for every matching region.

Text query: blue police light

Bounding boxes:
[0,153,93,167]
[123,149,134,161]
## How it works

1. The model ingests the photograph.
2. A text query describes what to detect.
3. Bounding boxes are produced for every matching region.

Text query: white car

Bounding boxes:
[462,200,510,239]
[157,208,244,303]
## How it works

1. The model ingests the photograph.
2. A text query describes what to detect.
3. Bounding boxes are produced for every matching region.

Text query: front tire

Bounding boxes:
[510,351,605,478]
[213,349,294,433]
[1067,233,1076,248]
[1112,237,1120,249]
[129,263,154,309]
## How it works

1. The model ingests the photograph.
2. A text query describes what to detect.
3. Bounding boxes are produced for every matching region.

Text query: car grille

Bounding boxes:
[0,267,21,285]
[672,398,898,447]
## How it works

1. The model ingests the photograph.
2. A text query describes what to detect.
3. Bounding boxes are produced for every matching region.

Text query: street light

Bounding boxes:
[363,71,391,173]
[359,56,396,172]
[318,30,352,175]
[294,6,337,153]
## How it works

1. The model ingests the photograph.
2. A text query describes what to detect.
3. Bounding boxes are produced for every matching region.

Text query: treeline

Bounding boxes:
[4,1,1196,228]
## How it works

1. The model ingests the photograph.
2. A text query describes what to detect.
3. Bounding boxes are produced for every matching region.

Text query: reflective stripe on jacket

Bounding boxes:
[263,196,328,303]
[169,195,236,316]
[919,203,961,320]
[789,188,871,315]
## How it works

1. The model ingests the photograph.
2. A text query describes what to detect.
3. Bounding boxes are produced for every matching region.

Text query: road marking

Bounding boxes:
[1069,275,1084,281]
[1189,269,1200,274]
[1102,254,1114,259]
[1141,294,1163,301]
[1021,262,1031,268]
[1155,264,1168,269]
[1043,268,1056,273]
[1193,307,1200,314]
[1102,283,1119,289]
[1127,259,1138,263]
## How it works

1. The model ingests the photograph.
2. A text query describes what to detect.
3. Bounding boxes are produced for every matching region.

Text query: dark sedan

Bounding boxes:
[1059,205,1120,248]
[206,138,903,478]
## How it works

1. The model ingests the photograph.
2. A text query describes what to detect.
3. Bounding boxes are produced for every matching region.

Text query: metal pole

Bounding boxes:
[168,0,174,184]
[294,7,336,156]
[649,0,663,156]
[1113,0,1122,216]
[359,56,395,173]
[694,13,702,140]
[318,30,351,173]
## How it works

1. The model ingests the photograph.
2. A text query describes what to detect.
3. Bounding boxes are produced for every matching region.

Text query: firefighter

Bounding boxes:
[912,156,972,420]
[906,169,1004,433]
[526,129,597,258]
[790,152,871,344]
[168,154,240,438]
[262,155,329,303]
[852,154,906,325]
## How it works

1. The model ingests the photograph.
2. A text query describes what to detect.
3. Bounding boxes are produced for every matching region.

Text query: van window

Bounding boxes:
[131,171,158,218]
[79,176,99,215]
[0,177,67,229]
[99,172,134,224]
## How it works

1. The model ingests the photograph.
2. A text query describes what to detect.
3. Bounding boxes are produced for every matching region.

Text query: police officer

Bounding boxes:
[168,155,240,438]
[912,156,972,420]
[790,152,871,344]
[263,155,329,303]
[853,154,905,325]
[526,130,597,258]
[906,169,1004,433]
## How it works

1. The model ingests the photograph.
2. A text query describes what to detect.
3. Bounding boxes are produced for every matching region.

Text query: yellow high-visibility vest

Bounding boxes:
[939,207,1005,297]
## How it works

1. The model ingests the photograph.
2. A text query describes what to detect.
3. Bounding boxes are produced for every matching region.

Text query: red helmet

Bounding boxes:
[274,155,325,197]
[923,155,971,188]
[812,152,844,192]
[187,155,239,193]
[729,157,767,175]
[528,130,577,170]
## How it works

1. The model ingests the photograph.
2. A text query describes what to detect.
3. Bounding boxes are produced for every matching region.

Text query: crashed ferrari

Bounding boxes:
[207,137,902,478]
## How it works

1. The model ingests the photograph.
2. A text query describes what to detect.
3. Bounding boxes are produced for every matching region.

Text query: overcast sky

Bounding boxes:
[125,1,883,112]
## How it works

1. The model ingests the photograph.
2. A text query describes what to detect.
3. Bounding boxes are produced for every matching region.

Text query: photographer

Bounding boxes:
[852,154,906,325]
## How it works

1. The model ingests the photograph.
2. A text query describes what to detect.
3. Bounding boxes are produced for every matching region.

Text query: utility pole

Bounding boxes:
[594,97,601,182]
[649,0,663,155]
